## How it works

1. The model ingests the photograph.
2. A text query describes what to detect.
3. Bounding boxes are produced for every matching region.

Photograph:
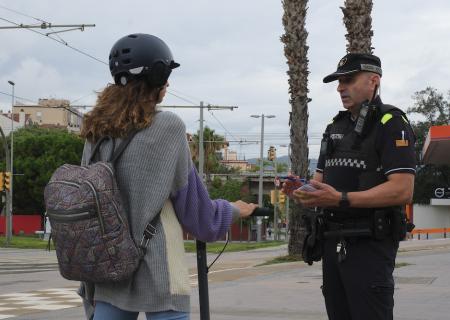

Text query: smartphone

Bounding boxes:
[297,183,317,192]
[278,176,306,183]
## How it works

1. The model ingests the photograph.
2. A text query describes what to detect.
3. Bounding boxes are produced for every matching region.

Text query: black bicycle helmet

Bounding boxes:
[109,33,180,86]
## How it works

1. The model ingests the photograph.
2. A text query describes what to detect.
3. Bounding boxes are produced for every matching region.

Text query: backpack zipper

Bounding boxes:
[84,180,105,235]
[48,179,105,235]
[111,200,125,226]
[96,162,115,176]
[47,208,96,222]
[95,162,125,229]
[48,180,81,188]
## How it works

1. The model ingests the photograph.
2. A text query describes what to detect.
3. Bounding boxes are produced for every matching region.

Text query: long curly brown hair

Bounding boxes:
[81,79,162,142]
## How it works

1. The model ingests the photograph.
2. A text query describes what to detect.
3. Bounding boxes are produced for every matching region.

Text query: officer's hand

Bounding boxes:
[231,200,258,218]
[292,180,340,208]
[281,175,302,197]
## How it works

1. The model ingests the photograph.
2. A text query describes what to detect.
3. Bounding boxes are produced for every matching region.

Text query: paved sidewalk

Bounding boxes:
[4,238,450,319]
[188,239,450,320]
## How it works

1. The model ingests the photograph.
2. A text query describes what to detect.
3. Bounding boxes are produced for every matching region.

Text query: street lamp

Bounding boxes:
[250,114,275,242]
[6,81,15,244]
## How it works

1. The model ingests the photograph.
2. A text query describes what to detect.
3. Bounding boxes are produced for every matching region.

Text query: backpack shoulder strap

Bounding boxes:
[89,136,115,165]
[110,129,139,165]
[139,211,162,252]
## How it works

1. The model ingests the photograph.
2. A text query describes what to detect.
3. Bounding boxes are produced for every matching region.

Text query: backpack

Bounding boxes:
[44,131,160,283]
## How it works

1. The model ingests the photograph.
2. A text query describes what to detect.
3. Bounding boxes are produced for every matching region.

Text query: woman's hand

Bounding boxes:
[231,200,258,218]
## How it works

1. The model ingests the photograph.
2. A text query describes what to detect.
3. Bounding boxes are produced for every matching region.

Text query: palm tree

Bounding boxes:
[190,126,228,175]
[341,0,374,53]
[281,0,310,256]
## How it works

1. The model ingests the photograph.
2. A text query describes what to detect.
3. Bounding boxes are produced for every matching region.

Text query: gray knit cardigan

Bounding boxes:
[78,111,238,317]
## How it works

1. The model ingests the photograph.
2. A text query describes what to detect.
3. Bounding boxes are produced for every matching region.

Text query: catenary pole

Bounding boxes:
[6,81,14,244]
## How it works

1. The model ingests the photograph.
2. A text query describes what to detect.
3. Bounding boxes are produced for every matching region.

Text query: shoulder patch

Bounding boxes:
[381,113,393,125]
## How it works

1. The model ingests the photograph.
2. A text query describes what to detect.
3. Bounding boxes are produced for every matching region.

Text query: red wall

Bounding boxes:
[0,215,42,235]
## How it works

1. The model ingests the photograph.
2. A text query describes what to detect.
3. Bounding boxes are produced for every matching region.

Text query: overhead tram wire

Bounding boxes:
[0,90,37,105]
[0,12,246,136]
[0,4,69,44]
[0,16,107,66]
[207,110,243,143]
[0,15,211,109]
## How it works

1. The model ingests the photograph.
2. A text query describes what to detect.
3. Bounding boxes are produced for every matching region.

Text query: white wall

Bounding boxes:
[0,113,24,136]
[413,204,450,239]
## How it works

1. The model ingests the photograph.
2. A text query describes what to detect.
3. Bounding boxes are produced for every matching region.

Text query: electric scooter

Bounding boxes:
[196,207,273,320]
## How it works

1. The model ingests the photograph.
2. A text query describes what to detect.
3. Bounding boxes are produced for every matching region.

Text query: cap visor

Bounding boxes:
[323,69,360,83]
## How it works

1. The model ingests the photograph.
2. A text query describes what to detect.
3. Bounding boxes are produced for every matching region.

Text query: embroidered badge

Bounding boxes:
[330,133,344,140]
[395,130,409,147]
[338,57,347,67]
[396,140,409,147]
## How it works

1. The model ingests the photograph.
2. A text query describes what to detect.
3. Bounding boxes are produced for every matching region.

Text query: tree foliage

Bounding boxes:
[406,87,450,204]
[190,126,234,174]
[1,127,84,213]
[208,177,244,202]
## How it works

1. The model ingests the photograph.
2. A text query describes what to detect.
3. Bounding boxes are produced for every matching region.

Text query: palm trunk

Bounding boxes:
[281,0,310,256]
[341,0,374,53]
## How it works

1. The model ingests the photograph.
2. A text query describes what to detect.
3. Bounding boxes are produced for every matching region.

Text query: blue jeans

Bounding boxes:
[93,301,190,320]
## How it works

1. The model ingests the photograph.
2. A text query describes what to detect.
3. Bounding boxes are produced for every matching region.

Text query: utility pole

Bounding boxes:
[279,144,291,241]
[0,127,11,245]
[273,152,279,241]
[161,102,237,320]
[6,81,14,244]
[250,114,275,242]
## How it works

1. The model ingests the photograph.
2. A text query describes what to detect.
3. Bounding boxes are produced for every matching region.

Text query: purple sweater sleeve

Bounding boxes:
[170,167,233,242]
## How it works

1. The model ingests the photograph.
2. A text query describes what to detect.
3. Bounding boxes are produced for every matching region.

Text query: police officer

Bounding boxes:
[292,53,416,320]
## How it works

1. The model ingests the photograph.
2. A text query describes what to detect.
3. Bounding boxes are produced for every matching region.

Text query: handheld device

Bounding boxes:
[278,176,306,183]
[298,183,317,192]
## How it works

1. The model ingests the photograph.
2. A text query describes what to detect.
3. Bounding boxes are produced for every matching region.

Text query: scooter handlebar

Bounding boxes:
[250,207,274,217]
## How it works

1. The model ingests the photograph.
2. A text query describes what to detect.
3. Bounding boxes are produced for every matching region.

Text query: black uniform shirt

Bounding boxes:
[316,103,416,180]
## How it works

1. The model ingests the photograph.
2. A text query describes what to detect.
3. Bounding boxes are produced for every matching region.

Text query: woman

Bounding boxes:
[79,33,256,320]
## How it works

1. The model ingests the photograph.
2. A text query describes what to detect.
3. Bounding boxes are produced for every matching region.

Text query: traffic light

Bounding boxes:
[4,172,11,191]
[0,172,4,191]
[267,146,276,161]
[279,192,286,204]
[270,190,277,204]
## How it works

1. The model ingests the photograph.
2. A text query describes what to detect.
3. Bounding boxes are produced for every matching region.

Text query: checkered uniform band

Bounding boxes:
[325,158,367,170]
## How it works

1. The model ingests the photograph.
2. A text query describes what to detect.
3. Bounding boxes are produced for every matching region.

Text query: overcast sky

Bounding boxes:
[1,0,449,159]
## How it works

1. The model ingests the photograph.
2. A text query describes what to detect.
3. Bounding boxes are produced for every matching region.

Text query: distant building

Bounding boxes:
[0,110,32,135]
[220,144,250,172]
[12,98,84,133]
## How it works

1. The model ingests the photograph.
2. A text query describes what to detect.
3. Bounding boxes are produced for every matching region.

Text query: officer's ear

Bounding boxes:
[368,74,380,91]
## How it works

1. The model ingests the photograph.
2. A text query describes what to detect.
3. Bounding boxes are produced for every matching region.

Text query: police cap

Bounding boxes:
[323,53,382,83]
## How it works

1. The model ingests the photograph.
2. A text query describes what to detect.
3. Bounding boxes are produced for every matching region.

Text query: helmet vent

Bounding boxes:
[122,48,131,54]
[122,59,131,65]
[128,34,138,39]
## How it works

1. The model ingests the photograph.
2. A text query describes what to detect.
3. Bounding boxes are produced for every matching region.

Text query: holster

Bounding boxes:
[373,210,390,240]
[388,208,407,241]
[301,210,325,266]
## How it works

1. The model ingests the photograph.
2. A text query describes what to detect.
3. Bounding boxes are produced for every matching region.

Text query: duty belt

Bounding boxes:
[323,214,392,240]
[324,220,372,239]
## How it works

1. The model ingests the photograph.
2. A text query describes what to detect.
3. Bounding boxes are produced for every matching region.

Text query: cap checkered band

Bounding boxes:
[325,158,367,169]
[360,64,382,76]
